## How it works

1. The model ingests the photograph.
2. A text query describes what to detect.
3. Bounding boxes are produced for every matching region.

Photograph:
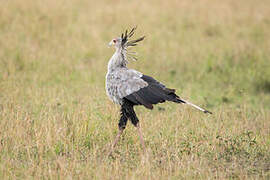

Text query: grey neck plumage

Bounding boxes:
[107,47,128,72]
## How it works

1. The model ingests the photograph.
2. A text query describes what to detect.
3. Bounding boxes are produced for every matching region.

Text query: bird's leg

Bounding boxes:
[128,104,147,153]
[108,107,128,156]
[136,123,146,153]
[108,128,124,156]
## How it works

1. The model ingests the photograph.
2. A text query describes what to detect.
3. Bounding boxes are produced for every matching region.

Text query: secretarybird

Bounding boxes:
[106,27,212,155]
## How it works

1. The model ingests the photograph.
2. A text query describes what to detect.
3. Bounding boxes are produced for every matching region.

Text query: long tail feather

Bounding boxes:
[178,98,212,114]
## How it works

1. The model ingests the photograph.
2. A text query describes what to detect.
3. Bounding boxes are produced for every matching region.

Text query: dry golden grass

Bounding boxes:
[1,0,270,179]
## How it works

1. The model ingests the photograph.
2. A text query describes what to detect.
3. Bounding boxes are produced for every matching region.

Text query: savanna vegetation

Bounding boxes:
[0,0,270,179]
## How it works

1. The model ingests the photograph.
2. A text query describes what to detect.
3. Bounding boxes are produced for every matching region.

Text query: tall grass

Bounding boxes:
[0,0,270,179]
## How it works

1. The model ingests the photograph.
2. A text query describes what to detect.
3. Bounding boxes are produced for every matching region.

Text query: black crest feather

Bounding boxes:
[121,26,145,47]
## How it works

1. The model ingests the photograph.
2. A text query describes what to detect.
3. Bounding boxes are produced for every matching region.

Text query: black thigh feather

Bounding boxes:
[119,99,139,128]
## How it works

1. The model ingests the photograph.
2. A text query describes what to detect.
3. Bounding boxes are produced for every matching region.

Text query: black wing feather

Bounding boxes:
[124,75,184,109]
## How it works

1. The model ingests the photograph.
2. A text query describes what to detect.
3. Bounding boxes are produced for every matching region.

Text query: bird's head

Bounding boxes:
[108,26,145,50]
[108,37,122,49]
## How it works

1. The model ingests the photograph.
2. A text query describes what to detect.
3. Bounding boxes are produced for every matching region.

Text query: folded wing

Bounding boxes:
[124,75,184,109]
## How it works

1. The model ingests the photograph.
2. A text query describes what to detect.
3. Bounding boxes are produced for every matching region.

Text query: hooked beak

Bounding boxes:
[108,40,113,47]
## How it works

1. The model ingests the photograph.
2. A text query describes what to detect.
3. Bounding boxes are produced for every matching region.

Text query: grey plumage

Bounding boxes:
[106,28,148,105]
[106,68,147,105]
[106,27,212,155]
[106,27,211,114]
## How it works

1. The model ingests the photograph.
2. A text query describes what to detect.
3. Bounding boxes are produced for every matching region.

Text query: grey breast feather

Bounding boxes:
[108,68,148,99]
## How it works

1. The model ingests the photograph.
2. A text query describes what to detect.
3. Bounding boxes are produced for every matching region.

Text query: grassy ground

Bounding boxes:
[1,0,270,179]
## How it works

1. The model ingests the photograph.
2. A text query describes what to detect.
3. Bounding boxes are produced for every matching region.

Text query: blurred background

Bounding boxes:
[0,0,270,179]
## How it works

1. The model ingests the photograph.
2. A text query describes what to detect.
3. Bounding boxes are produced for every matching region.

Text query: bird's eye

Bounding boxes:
[113,39,116,43]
